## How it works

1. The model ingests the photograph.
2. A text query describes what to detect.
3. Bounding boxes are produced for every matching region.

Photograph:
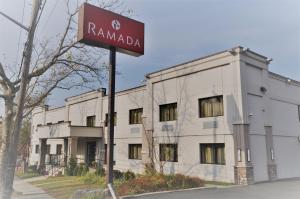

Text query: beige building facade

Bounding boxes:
[29,46,300,184]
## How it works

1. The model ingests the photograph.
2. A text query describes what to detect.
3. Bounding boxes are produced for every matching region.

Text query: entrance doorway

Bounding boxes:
[86,142,96,165]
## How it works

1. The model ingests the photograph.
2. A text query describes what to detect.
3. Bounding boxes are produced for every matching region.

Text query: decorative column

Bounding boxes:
[38,139,47,171]
[68,137,78,161]
[265,126,277,180]
[63,138,68,165]
[141,80,155,172]
[233,124,254,185]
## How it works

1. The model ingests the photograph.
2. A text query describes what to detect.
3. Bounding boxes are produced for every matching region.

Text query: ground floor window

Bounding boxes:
[200,143,225,165]
[35,145,39,154]
[56,144,62,155]
[46,144,51,155]
[159,144,178,162]
[128,144,142,160]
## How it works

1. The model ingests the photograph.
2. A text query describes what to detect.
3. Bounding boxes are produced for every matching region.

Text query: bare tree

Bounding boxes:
[128,74,192,175]
[0,0,131,198]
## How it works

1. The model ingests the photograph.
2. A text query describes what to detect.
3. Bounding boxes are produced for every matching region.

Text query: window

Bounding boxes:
[46,144,51,155]
[298,105,300,122]
[159,103,177,122]
[86,115,96,127]
[105,112,117,126]
[159,144,178,162]
[129,108,143,124]
[199,96,224,118]
[35,145,39,154]
[128,144,142,160]
[56,144,62,155]
[104,144,116,164]
[200,143,225,165]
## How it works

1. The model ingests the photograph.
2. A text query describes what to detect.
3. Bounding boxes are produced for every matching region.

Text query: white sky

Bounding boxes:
[0,0,300,116]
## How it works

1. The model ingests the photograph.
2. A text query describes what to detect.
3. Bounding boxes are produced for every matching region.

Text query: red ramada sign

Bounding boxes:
[77,3,144,56]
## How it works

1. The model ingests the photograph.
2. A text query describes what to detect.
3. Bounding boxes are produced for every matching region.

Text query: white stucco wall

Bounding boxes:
[29,47,300,184]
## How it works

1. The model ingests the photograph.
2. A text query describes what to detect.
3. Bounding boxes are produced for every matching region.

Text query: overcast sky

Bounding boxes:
[0,0,300,116]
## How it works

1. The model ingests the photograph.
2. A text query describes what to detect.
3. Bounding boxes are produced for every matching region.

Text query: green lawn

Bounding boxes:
[31,176,102,199]
[15,170,41,179]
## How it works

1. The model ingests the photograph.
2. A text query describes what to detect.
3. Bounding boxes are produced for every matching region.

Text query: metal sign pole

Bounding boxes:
[106,47,116,185]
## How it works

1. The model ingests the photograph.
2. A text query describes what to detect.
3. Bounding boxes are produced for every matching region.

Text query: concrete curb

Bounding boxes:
[120,186,218,199]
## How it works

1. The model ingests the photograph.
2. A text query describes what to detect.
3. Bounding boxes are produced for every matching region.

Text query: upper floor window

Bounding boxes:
[200,143,225,165]
[199,96,223,118]
[159,144,178,162]
[129,108,143,124]
[128,144,142,160]
[105,112,117,126]
[159,103,177,122]
[86,116,96,127]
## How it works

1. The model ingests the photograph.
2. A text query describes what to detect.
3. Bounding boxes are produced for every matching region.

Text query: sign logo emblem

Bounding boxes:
[112,19,121,30]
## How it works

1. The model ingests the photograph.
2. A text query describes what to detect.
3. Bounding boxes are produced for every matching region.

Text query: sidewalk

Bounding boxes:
[12,176,54,199]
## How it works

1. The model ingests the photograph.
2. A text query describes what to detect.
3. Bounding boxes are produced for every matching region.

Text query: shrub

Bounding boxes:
[29,165,37,172]
[95,166,105,177]
[144,164,156,176]
[117,174,204,196]
[82,165,89,176]
[79,173,105,187]
[113,170,123,180]
[73,166,79,176]
[77,165,84,176]
[124,170,135,181]
[66,157,77,176]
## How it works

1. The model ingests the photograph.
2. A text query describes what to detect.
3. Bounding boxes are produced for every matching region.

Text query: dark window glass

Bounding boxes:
[35,145,39,154]
[200,143,225,165]
[86,116,96,127]
[128,144,142,160]
[129,108,143,124]
[56,144,62,155]
[199,96,224,118]
[159,103,177,122]
[46,144,51,155]
[159,144,178,162]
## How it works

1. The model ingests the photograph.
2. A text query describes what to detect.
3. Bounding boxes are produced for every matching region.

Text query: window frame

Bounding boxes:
[35,145,39,154]
[128,144,142,160]
[56,144,62,155]
[46,144,51,155]
[159,144,178,162]
[86,115,96,127]
[129,108,143,125]
[159,103,177,122]
[199,95,224,118]
[200,143,225,165]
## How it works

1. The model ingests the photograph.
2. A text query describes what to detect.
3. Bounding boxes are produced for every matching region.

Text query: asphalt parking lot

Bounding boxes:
[127,178,300,199]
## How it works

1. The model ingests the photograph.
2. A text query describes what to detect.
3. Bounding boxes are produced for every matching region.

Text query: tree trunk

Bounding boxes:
[0,1,40,198]
[0,99,15,198]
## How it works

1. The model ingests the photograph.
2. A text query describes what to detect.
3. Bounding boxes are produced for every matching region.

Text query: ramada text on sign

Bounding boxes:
[77,3,144,57]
